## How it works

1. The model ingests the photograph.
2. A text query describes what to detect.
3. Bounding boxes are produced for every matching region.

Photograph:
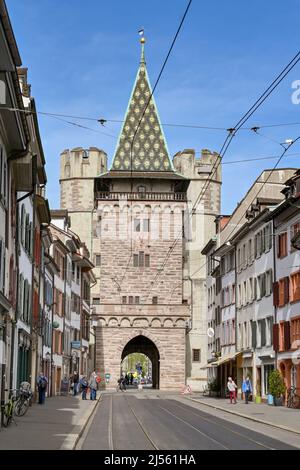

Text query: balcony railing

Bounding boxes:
[96,191,187,201]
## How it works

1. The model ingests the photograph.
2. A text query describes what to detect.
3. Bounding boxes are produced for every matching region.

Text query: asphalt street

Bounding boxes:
[79,393,296,450]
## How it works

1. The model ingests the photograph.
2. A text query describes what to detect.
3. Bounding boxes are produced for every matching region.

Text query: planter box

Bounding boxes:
[273,397,283,406]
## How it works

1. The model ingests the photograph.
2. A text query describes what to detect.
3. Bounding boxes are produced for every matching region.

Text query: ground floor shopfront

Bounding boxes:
[279,356,300,406]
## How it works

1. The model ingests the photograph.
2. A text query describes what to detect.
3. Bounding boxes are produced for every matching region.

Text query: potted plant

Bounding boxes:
[208,378,221,397]
[268,370,286,406]
[255,380,262,404]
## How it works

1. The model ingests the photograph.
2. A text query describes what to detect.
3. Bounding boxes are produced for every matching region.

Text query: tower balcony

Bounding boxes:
[95,191,187,202]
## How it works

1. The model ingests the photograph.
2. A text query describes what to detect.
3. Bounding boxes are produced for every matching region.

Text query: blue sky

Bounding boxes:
[7,0,300,213]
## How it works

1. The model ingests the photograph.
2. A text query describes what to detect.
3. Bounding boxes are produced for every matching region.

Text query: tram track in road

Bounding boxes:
[123,394,230,450]
[155,402,230,450]
[109,393,159,450]
[163,400,278,450]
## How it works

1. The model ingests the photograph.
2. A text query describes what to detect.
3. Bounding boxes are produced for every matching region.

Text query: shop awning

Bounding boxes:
[208,351,241,367]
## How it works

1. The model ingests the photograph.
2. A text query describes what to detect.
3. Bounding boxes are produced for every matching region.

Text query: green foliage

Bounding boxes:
[208,378,221,392]
[268,370,286,398]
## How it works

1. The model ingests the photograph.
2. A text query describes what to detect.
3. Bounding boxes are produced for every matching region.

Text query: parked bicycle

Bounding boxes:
[15,382,33,417]
[287,386,300,409]
[1,389,18,427]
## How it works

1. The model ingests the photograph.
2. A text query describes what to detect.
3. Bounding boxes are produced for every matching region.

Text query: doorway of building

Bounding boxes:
[121,336,160,389]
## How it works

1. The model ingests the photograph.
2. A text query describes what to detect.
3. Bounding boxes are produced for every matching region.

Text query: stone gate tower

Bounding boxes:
[92,38,190,390]
[59,39,221,390]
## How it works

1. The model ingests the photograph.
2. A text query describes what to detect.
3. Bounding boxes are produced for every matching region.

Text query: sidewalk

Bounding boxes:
[185,394,300,435]
[0,394,99,450]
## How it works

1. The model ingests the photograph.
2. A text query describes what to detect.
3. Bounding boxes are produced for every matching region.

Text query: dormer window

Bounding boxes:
[138,185,146,193]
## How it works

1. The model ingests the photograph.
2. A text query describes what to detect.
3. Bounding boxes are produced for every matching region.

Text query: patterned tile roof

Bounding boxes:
[111,41,173,173]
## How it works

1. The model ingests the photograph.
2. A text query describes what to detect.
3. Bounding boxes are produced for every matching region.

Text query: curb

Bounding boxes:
[185,397,300,436]
[60,393,102,450]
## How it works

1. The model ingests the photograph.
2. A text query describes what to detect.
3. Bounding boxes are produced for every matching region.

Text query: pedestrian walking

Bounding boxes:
[89,371,98,400]
[242,376,252,404]
[227,376,237,404]
[37,371,48,405]
[122,374,127,391]
[79,376,89,400]
[72,371,79,396]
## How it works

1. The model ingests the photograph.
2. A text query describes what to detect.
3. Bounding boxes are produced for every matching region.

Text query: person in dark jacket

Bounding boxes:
[79,376,89,400]
[72,371,79,396]
[37,372,48,405]
[242,376,253,404]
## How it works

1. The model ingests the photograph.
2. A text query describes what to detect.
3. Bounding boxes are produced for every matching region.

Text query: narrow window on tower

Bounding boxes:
[128,296,133,305]
[192,349,201,362]
[135,296,140,304]
[152,296,158,305]
[139,251,144,267]
[143,219,150,232]
[133,254,139,267]
[122,296,127,304]
[134,219,141,232]
[145,254,150,267]
[94,254,101,267]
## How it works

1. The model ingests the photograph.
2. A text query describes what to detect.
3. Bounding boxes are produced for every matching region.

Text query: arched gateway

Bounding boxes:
[121,335,160,389]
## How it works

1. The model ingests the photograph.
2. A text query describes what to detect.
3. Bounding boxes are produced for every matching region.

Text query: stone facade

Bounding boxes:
[95,327,186,390]
[173,149,222,390]
[60,147,107,255]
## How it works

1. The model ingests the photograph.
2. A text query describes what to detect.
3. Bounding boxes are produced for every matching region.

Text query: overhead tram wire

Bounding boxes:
[189,135,300,279]
[145,48,300,299]
[118,0,193,288]
[45,114,118,139]
[192,47,300,219]
[5,105,300,134]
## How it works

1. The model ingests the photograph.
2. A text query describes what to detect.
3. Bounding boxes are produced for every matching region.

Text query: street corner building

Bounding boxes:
[59,38,222,391]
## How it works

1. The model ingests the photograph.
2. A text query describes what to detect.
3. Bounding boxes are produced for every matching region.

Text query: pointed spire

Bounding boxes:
[111,38,174,173]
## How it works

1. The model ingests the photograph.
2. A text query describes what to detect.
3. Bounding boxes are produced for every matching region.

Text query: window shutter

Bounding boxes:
[277,236,280,258]
[261,320,266,347]
[273,323,279,352]
[273,282,279,307]
[270,316,274,344]
[284,277,290,305]
[251,321,257,349]
[283,321,291,350]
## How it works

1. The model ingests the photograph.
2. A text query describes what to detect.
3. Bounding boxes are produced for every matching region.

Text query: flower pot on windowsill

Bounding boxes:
[255,396,262,404]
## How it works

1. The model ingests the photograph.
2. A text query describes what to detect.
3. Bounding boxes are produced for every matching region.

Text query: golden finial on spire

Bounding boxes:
[138,29,146,63]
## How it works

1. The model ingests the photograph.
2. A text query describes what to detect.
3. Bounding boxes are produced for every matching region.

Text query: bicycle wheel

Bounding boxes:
[2,404,12,427]
[292,394,300,409]
[15,397,29,417]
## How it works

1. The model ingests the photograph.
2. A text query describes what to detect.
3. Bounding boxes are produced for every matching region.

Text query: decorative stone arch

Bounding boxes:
[163,318,174,328]
[117,329,162,355]
[108,317,119,327]
[119,331,161,389]
[120,317,131,328]
[97,317,107,327]
[132,317,149,328]
[150,318,162,328]
[175,318,186,328]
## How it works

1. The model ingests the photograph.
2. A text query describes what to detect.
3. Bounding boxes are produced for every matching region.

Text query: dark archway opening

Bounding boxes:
[121,336,160,389]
